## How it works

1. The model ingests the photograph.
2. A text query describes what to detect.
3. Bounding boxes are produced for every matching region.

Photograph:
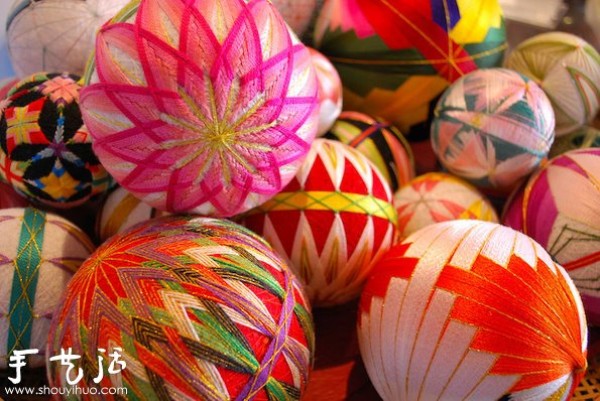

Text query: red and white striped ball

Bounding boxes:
[359,220,587,401]
[243,138,397,307]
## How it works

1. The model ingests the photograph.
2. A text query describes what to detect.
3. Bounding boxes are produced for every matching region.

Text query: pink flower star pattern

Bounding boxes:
[81,0,319,216]
[39,76,81,105]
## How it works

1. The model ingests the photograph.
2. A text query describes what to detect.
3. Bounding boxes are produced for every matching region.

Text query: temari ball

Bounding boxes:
[587,0,600,45]
[6,0,131,77]
[393,172,498,240]
[549,125,600,158]
[47,215,314,400]
[503,148,600,325]
[0,72,113,208]
[243,138,397,307]
[0,181,29,209]
[0,77,18,99]
[309,48,343,137]
[96,186,169,243]
[81,0,319,217]
[506,32,600,136]
[0,207,94,369]
[314,0,506,139]
[271,0,318,37]
[431,68,555,195]
[324,111,415,192]
[359,220,588,401]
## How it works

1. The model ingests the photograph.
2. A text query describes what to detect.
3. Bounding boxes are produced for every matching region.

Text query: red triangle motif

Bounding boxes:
[269,211,302,257]
[371,216,393,253]
[370,168,389,200]
[340,212,369,256]
[305,210,336,255]
[339,158,368,195]
[282,176,302,192]
[304,155,335,192]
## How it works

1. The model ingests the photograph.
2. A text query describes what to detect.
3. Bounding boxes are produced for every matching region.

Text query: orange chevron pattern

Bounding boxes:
[359,220,587,401]
[48,216,314,400]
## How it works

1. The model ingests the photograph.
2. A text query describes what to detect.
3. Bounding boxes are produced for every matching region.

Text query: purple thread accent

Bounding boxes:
[235,269,297,400]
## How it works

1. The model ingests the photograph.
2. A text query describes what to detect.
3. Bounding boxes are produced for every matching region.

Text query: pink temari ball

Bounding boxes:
[81,0,319,217]
[503,148,600,324]
[309,48,343,136]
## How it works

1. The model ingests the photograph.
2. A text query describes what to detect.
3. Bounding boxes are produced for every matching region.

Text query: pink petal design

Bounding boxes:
[82,0,318,216]
[492,152,540,189]
[444,133,492,180]
[462,69,527,113]
[39,76,81,104]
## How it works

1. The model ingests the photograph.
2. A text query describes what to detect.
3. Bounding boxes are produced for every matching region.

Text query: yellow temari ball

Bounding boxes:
[393,172,498,240]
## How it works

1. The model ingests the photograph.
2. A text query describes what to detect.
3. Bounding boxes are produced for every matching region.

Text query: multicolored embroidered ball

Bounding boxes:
[324,111,415,192]
[96,186,169,242]
[0,207,94,369]
[359,220,588,401]
[550,126,600,158]
[394,172,498,240]
[271,0,318,37]
[503,148,600,325]
[6,0,131,76]
[243,139,397,307]
[314,0,506,139]
[0,73,113,208]
[309,48,343,136]
[81,0,319,217]
[431,68,555,195]
[47,216,315,400]
[506,32,600,136]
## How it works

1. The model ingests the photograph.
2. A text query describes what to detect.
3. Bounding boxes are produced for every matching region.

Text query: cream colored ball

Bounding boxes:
[0,207,94,368]
[6,0,130,76]
[506,32,600,136]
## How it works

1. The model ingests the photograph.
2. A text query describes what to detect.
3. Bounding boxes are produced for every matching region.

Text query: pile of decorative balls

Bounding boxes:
[0,0,600,400]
